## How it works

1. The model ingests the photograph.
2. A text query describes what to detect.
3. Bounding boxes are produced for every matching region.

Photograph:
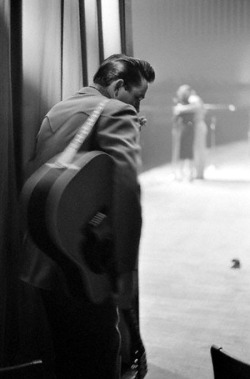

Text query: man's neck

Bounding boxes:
[90,84,111,98]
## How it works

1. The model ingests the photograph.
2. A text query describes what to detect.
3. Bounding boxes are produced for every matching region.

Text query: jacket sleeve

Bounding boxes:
[95,102,142,274]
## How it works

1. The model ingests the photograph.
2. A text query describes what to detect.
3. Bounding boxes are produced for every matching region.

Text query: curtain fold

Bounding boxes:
[62,0,83,99]
[22,0,62,175]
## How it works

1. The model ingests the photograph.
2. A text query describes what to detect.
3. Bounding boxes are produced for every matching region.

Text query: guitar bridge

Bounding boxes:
[89,212,107,227]
[85,211,113,274]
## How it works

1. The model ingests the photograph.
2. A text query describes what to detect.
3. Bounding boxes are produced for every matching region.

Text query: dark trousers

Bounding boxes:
[41,289,121,379]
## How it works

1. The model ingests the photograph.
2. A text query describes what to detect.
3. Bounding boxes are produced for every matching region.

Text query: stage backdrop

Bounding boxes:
[131,0,250,170]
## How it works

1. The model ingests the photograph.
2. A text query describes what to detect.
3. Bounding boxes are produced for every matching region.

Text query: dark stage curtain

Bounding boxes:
[21,0,83,176]
[0,0,84,367]
[18,1,84,366]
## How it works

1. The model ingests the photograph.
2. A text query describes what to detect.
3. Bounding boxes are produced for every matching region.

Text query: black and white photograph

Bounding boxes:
[1,1,250,378]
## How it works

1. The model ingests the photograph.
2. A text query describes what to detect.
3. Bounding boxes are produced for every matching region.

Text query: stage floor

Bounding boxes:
[139,140,250,379]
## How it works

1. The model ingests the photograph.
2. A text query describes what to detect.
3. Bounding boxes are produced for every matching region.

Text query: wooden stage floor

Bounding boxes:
[139,140,250,378]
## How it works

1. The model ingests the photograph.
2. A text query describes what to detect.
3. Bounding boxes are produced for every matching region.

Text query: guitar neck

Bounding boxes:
[56,99,109,167]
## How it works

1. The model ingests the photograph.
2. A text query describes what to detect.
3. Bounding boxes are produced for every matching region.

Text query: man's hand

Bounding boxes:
[138,116,147,130]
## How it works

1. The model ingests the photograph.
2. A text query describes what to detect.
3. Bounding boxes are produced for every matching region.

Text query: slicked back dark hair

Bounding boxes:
[93,54,155,90]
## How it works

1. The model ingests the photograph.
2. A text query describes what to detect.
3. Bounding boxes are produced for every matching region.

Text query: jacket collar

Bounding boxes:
[78,86,101,96]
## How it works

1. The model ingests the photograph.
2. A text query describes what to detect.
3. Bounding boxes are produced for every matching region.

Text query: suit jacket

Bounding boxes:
[20,86,142,295]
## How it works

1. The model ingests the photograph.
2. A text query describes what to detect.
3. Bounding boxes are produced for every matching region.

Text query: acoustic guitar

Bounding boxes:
[22,150,148,378]
[22,150,115,304]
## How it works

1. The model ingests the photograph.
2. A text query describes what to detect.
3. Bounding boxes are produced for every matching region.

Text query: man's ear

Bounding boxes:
[113,79,124,97]
[107,79,124,98]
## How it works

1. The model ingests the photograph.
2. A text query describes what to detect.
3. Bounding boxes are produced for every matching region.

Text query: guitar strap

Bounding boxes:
[51,98,110,168]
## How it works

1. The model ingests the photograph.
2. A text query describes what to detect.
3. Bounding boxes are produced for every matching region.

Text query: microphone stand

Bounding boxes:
[209,116,217,168]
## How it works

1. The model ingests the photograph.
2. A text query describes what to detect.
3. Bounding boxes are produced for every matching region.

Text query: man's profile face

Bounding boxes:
[117,78,148,112]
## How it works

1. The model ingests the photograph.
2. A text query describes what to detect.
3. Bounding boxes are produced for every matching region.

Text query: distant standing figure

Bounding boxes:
[189,90,207,179]
[172,85,207,180]
[172,85,195,181]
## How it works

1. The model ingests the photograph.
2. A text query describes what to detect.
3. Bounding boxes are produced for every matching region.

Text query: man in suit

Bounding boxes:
[20,54,155,378]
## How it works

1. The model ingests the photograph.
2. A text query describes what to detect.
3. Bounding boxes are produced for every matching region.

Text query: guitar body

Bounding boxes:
[22,151,115,304]
[22,150,148,375]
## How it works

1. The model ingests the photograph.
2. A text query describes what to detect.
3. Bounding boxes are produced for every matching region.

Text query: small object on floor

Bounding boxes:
[231,259,240,269]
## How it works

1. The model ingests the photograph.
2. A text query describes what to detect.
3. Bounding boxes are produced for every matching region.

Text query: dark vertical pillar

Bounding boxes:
[96,0,104,63]
[79,0,88,86]
[60,0,64,100]
[11,0,23,190]
[119,0,133,56]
